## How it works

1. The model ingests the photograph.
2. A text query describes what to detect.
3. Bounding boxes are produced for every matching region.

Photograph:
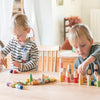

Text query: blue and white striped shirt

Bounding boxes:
[1,38,39,72]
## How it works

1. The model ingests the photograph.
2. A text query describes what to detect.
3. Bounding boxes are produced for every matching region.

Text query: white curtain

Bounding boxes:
[23,0,40,46]
[0,0,14,46]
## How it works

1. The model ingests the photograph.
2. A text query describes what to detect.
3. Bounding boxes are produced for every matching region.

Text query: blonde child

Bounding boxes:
[68,24,100,75]
[0,13,39,72]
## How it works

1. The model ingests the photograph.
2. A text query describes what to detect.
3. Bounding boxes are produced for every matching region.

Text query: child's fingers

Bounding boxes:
[78,67,85,75]
[0,59,3,65]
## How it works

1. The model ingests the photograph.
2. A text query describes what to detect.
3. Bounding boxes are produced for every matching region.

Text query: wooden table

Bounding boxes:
[0,68,100,100]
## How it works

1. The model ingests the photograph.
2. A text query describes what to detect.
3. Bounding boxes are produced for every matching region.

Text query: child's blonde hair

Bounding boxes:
[68,24,93,44]
[11,13,35,40]
[12,13,30,31]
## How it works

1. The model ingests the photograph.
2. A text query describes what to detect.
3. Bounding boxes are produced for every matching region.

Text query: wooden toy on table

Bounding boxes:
[79,74,83,85]
[97,76,100,87]
[73,70,78,83]
[0,52,7,68]
[94,64,98,81]
[7,73,57,90]
[10,69,19,74]
[67,64,73,81]
[59,59,65,82]
[66,71,70,83]
[87,69,92,86]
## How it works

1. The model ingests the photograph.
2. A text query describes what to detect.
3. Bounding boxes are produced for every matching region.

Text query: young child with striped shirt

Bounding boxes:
[0,13,39,72]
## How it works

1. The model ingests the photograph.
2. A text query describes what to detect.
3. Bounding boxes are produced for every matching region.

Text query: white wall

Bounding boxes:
[34,0,81,46]
[52,0,82,46]
[34,0,100,46]
[81,0,100,27]
[34,0,53,45]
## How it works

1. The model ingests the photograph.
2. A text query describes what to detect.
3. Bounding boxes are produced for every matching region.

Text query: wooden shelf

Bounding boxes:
[13,0,24,15]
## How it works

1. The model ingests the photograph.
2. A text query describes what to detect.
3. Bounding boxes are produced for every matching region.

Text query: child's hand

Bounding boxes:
[0,59,4,65]
[78,56,96,75]
[13,61,21,70]
[78,62,87,75]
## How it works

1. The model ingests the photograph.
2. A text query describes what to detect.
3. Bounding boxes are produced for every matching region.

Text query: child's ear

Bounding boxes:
[91,39,93,45]
[27,28,30,33]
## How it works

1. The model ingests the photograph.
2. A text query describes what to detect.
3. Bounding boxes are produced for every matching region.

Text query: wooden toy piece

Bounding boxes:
[31,80,38,85]
[20,81,27,85]
[37,80,42,85]
[15,84,23,90]
[66,72,70,83]
[59,71,64,82]
[79,74,83,85]
[67,64,71,74]
[63,67,66,81]
[9,83,16,88]
[97,76,100,87]
[75,69,79,79]
[41,74,45,84]
[74,70,78,83]
[94,64,98,77]
[7,82,12,87]
[87,69,92,86]
[10,69,13,73]
[83,75,86,83]
[87,75,91,86]
[30,74,33,84]
[26,78,29,83]
[59,58,63,68]
[87,69,92,75]
[45,78,50,83]
[50,77,57,82]
[94,81,97,86]
[13,70,19,74]
[91,81,95,86]
[70,74,73,81]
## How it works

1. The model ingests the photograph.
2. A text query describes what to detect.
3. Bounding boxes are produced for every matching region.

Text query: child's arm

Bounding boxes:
[1,40,11,57]
[78,56,96,75]
[0,52,7,68]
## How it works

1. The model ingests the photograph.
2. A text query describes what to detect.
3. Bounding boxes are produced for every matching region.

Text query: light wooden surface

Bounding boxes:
[38,45,59,72]
[0,69,100,100]
[59,50,78,73]
[59,50,78,58]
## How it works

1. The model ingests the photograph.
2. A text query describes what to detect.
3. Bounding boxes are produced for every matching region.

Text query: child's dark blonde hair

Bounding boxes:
[12,13,35,40]
[12,13,29,31]
[68,24,93,45]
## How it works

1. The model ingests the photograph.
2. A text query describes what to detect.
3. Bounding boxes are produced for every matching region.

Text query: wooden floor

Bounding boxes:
[0,69,100,100]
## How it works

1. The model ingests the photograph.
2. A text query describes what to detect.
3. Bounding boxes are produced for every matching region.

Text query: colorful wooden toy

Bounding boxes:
[79,74,83,85]
[10,69,19,74]
[74,70,78,83]
[87,69,92,86]
[30,74,33,84]
[15,84,23,90]
[68,64,71,74]
[7,74,57,90]
[97,76,100,87]
[13,70,19,74]
[66,72,70,83]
